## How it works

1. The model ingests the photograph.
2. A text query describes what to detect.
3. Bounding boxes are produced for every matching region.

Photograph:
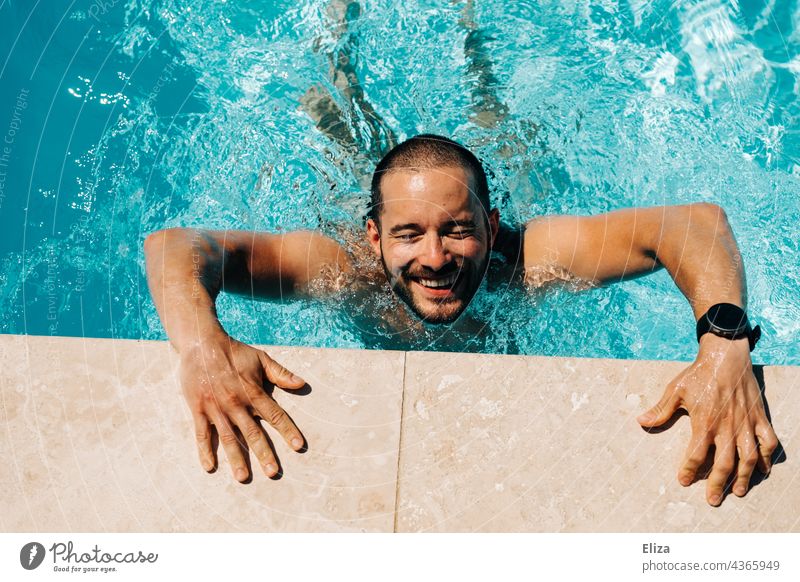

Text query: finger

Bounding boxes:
[755,423,779,475]
[251,392,305,452]
[733,432,758,497]
[230,409,280,477]
[679,431,711,487]
[637,385,681,428]
[260,352,306,390]
[745,379,775,475]
[706,435,736,506]
[192,410,216,472]
[208,408,250,483]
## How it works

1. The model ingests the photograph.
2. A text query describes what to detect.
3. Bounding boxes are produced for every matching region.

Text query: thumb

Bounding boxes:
[637,385,681,428]
[259,352,306,390]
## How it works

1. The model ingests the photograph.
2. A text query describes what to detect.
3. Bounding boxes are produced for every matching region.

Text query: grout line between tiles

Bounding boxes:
[392,351,408,533]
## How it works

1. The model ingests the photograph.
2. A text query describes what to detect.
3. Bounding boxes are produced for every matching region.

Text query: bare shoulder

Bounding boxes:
[328,225,387,287]
[523,215,580,268]
[275,226,390,296]
[279,230,353,270]
[522,215,595,289]
[262,230,354,293]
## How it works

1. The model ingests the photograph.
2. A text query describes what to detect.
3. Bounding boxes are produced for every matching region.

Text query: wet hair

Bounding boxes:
[367,134,490,227]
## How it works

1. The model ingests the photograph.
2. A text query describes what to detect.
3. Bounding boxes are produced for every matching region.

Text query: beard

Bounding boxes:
[379,249,490,325]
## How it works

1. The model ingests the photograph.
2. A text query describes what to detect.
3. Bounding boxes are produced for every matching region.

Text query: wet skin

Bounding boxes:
[366,166,499,324]
[145,175,779,508]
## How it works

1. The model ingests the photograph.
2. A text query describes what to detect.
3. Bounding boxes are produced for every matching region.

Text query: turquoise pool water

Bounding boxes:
[1,0,798,363]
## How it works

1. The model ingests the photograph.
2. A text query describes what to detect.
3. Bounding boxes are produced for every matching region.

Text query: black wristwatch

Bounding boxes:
[696,303,761,351]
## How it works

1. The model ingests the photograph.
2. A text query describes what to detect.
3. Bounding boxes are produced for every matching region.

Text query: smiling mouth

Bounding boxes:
[408,271,463,299]
[415,272,459,289]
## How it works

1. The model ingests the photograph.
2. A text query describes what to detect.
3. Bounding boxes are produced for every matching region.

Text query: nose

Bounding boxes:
[418,233,452,271]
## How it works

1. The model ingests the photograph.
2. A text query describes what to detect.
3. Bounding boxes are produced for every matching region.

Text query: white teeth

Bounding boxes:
[418,274,458,288]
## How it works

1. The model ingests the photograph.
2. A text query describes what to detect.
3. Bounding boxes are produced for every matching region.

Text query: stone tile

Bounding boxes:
[3,334,797,533]
[396,352,800,532]
[0,335,404,532]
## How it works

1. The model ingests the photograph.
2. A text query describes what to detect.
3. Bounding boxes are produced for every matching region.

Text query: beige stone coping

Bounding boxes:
[1,334,797,532]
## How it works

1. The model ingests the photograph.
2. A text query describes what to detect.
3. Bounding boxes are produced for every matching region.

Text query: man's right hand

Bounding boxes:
[144,228,346,481]
[179,333,307,482]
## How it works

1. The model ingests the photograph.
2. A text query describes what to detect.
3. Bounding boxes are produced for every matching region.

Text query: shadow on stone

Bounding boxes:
[640,408,688,434]
[749,365,788,490]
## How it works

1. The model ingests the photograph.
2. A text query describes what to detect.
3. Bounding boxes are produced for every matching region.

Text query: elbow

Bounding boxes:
[143,229,168,257]
[144,227,189,257]
[691,202,729,227]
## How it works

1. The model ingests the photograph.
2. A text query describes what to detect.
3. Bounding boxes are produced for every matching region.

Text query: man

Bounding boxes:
[145,134,778,508]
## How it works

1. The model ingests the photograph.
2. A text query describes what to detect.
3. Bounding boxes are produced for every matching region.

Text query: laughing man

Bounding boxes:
[145,134,777,507]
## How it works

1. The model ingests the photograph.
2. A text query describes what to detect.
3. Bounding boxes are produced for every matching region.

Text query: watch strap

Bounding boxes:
[696,303,761,352]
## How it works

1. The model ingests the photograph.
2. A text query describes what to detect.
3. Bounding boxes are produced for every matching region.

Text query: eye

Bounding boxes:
[395,233,420,242]
[446,228,474,239]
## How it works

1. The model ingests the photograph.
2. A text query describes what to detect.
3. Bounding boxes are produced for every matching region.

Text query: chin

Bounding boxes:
[387,271,477,325]
[410,298,467,325]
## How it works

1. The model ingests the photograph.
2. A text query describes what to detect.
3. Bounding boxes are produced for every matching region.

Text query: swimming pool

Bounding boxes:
[1,0,798,364]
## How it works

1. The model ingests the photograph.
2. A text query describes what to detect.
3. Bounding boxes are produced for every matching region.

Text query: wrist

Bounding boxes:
[698,332,750,353]
[696,333,752,379]
[696,302,760,352]
[174,320,229,356]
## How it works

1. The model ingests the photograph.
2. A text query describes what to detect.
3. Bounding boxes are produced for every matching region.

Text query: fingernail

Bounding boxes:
[266,463,279,476]
[292,438,303,450]
[637,412,653,423]
[709,494,721,506]
[235,468,248,481]
[291,374,304,383]
[734,486,746,496]
[679,475,692,486]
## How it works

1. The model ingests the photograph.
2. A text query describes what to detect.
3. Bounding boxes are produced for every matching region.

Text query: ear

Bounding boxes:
[366,218,382,258]
[488,209,500,249]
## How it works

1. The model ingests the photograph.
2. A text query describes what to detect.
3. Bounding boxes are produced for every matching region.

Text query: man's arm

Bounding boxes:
[144,228,351,482]
[524,203,779,506]
[524,203,743,314]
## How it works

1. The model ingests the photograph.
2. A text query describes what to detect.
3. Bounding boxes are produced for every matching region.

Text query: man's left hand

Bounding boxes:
[637,334,779,506]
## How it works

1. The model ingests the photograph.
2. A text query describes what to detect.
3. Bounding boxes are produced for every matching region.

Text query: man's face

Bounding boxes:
[366,166,499,324]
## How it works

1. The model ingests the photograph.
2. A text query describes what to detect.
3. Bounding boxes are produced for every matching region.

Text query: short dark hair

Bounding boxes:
[367,134,490,227]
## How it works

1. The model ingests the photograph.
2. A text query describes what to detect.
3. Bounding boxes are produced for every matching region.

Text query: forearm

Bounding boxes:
[144,228,228,352]
[655,203,746,319]
[145,227,309,483]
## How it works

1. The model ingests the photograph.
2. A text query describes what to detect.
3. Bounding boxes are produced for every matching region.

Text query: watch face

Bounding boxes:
[708,303,747,332]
